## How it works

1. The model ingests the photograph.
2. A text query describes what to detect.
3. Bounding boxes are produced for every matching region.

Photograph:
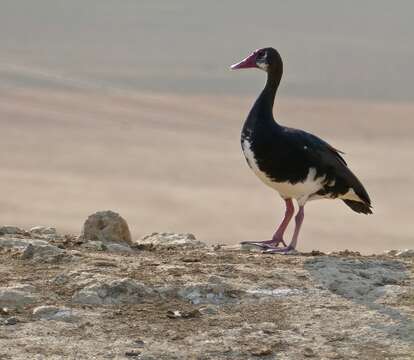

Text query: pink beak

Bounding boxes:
[230,52,258,70]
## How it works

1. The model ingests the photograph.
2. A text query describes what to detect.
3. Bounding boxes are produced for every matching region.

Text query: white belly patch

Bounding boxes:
[242,139,325,204]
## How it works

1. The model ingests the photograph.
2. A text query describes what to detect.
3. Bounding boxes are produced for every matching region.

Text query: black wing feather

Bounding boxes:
[283,128,372,210]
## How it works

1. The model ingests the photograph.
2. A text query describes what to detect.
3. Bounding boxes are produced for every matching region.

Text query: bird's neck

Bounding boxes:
[246,68,282,131]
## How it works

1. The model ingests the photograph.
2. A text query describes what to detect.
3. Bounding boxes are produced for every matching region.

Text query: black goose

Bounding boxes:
[231,47,372,253]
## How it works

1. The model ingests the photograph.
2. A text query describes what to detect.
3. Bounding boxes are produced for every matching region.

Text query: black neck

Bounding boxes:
[251,67,282,124]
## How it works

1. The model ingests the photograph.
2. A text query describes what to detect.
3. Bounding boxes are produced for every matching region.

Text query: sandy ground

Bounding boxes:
[0,87,413,253]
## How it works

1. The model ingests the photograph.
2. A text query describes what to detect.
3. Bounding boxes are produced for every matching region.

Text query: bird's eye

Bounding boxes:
[257,50,265,58]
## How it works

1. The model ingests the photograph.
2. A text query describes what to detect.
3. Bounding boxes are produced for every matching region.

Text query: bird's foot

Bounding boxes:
[271,236,287,247]
[240,237,287,249]
[262,245,297,254]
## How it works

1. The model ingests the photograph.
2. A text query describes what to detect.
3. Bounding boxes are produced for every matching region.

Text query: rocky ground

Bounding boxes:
[0,212,413,359]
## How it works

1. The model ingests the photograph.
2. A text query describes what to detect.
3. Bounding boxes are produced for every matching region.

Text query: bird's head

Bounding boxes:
[230,47,282,73]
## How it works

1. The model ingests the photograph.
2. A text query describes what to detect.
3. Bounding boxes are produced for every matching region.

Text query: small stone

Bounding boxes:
[166,310,181,319]
[199,305,219,315]
[384,250,398,256]
[303,347,316,357]
[4,317,18,325]
[395,249,414,258]
[176,282,238,305]
[72,278,154,305]
[29,226,57,236]
[0,307,9,315]
[69,250,82,256]
[166,309,201,319]
[137,232,205,250]
[331,249,361,257]
[105,243,133,253]
[81,241,107,251]
[326,352,343,359]
[250,347,273,356]
[33,305,78,322]
[181,256,200,263]
[310,250,325,256]
[125,350,141,357]
[80,210,132,245]
[132,340,145,348]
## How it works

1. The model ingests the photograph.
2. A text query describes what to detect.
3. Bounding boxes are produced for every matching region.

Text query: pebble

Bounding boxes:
[125,350,141,357]
[199,305,219,315]
[250,346,273,356]
[4,317,18,325]
[32,305,78,322]
[166,309,201,319]
[0,307,9,315]
[303,347,316,357]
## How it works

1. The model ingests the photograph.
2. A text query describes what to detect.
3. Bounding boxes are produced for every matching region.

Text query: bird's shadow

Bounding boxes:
[303,255,414,343]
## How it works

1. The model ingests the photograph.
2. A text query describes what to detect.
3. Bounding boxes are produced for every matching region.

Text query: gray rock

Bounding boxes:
[0,284,38,307]
[125,350,141,357]
[137,232,205,249]
[0,226,25,235]
[72,278,154,305]
[245,287,302,298]
[20,243,67,263]
[105,243,133,253]
[32,305,79,322]
[81,240,133,253]
[0,237,66,263]
[304,257,408,302]
[29,226,58,237]
[80,210,132,245]
[81,240,107,251]
[0,237,49,249]
[4,317,18,325]
[176,283,239,305]
[199,304,219,315]
[395,249,414,258]
[11,284,37,293]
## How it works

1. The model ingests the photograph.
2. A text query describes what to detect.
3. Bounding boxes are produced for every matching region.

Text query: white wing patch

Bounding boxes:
[339,188,363,202]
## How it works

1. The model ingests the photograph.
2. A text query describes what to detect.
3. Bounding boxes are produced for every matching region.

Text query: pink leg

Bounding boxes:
[240,199,294,249]
[265,205,304,253]
[272,199,294,246]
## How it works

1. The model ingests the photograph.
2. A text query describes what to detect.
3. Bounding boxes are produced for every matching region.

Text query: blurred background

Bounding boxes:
[0,0,413,252]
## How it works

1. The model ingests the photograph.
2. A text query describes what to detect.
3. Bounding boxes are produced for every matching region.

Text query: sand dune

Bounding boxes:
[1,87,413,253]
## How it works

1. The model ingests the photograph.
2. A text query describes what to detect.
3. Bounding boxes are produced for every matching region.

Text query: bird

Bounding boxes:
[230,47,372,253]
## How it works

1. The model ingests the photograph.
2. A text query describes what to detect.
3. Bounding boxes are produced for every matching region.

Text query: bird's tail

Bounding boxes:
[342,200,372,214]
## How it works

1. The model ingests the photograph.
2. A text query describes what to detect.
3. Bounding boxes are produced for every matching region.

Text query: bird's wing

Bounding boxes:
[282,127,371,205]
[287,128,347,165]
